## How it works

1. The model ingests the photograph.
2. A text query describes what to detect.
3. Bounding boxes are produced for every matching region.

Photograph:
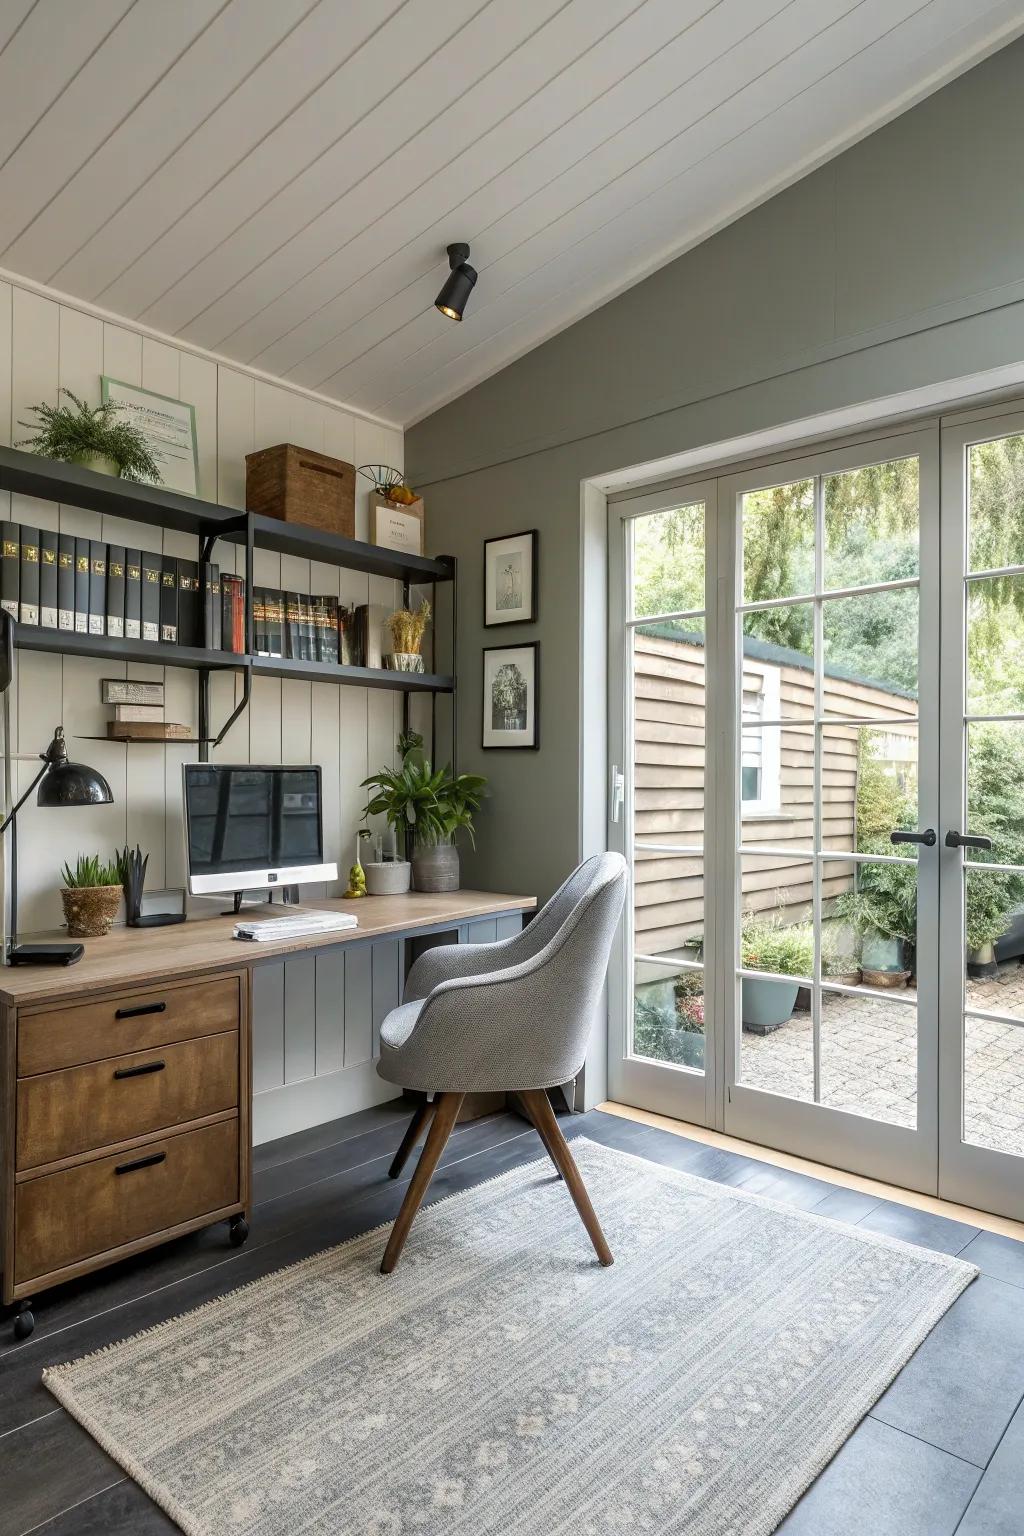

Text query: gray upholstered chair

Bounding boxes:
[375,852,627,1275]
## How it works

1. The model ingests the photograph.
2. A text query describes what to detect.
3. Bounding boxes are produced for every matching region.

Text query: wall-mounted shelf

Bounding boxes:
[250,655,454,692]
[13,625,243,672]
[0,448,459,762]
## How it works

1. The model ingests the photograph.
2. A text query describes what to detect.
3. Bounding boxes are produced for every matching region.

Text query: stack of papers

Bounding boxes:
[233,910,358,942]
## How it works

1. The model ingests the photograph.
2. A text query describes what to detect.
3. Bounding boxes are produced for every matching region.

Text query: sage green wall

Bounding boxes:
[408,38,1024,903]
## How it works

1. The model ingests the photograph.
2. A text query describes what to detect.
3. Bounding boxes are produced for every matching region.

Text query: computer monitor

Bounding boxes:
[183,764,337,897]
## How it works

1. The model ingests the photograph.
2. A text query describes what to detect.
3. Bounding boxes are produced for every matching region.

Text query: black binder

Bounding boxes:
[176,558,200,648]
[160,556,178,643]
[319,595,339,664]
[141,550,161,641]
[284,591,301,659]
[201,562,221,650]
[124,549,142,640]
[88,540,106,636]
[57,533,75,631]
[1,524,19,620]
[74,538,90,633]
[211,565,222,650]
[19,526,39,626]
[106,545,125,639]
[267,590,285,658]
[39,530,58,629]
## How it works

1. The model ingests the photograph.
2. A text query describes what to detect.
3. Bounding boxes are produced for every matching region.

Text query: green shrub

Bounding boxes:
[62,853,120,888]
[740,912,813,977]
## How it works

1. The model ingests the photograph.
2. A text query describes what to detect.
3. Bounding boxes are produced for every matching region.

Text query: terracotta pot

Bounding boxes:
[61,884,122,937]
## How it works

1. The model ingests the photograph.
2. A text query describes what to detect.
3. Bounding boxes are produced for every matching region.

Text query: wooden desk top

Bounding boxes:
[0,890,536,1007]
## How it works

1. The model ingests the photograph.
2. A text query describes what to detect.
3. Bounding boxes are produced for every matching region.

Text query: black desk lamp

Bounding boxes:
[0,617,114,965]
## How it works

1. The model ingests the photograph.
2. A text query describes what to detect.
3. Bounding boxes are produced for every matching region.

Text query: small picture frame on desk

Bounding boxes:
[483,529,537,626]
[482,641,539,750]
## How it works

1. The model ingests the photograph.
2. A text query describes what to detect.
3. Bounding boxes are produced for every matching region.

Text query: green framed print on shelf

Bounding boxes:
[101,377,200,497]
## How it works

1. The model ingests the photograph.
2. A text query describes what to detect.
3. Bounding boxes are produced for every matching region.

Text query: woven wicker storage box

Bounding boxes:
[245,444,355,537]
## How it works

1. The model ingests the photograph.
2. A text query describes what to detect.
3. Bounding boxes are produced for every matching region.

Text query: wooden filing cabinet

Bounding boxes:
[1,969,250,1338]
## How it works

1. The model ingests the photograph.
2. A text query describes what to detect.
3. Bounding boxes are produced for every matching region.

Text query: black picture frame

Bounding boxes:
[483,528,537,627]
[481,641,539,750]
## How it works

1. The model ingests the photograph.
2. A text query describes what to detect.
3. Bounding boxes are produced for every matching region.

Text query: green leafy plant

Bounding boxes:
[361,756,486,856]
[740,911,814,977]
[61,853,121,889]
[18,389,162,482]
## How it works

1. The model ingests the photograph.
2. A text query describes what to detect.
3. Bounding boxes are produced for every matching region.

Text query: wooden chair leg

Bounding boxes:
[380,1092,464,1275]
[388,1100,434,1179]
[515,1091,562,1178]
[520,1090,613,1267]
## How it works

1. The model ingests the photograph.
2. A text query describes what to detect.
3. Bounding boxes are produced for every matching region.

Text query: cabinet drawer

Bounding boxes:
[17,1031,239,1170]
[15,1117,239,1285]
[18,974,241,1077]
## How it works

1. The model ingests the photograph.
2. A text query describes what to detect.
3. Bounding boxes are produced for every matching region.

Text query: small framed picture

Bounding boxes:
[482,642,539,750]
[101,377,199,496]
[483,529,537,626]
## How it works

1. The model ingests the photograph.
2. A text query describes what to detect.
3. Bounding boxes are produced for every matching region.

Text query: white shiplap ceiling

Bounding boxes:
[1,0,1022,428]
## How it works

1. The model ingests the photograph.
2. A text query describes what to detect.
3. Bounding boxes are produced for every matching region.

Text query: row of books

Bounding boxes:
[0,523,246,652]
[0,526,391,671]
[252,590,381,668]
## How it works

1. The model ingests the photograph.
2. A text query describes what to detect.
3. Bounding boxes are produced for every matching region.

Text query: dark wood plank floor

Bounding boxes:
[1,1104,1022,1536]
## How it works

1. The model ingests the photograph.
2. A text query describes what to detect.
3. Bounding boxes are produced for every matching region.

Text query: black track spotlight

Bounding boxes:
[435,242,477,322]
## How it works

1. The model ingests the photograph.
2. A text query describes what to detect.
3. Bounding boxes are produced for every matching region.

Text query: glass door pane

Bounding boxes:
[608,486,716,1123]
[724,434,940,1190]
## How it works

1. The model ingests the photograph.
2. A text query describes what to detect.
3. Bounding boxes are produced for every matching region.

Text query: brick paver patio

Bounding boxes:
[741,963,1024,1157]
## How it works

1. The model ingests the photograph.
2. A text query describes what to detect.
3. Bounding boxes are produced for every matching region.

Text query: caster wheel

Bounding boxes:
[13,1305,34,1341]
[229,1216,249,1247]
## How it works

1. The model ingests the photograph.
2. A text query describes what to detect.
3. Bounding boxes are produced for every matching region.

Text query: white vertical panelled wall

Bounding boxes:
[0,278,422,1142]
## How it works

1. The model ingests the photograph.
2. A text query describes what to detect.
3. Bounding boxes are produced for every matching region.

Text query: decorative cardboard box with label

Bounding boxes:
[370,492,425,556]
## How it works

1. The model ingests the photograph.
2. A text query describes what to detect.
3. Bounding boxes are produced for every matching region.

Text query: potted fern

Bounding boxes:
[18,389,162,482]
[361,733,486,893]
[61,853,122,937]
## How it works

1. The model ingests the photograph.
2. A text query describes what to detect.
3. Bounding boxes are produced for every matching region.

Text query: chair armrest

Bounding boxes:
[403,925,534,1001]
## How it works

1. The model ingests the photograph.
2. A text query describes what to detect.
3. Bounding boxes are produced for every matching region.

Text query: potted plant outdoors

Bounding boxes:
[834,859,916,987]
[384,600,430,675]
[61,853,122,938]
[17,389,162,482]
[740,913,814,1033]
[361,750,486,894]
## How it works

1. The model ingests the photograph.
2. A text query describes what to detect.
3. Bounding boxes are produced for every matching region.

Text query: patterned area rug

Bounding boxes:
[45,1139,976,1536]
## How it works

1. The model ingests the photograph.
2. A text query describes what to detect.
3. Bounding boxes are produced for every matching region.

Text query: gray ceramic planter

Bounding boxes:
[411,843,460,893]
[741,975,800,1034]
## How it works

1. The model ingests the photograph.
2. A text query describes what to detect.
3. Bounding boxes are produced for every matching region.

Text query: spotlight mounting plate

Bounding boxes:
[446,242,471,268]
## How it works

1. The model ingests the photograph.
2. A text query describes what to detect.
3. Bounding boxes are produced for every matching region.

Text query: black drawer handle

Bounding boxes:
[114,1001,167,1020]
[115,1151,166,1176]
[113,1060,165,1080]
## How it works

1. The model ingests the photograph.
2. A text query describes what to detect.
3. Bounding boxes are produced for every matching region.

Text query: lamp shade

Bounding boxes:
[34,726,113,808]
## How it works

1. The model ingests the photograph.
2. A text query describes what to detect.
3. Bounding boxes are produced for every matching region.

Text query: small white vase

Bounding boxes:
[79,452,120,478]
[363,861,412,895]
[385,652,425,673]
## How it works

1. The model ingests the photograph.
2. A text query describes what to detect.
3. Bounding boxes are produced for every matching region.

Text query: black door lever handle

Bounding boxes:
[945,830,993,850]
[890,828,936,846]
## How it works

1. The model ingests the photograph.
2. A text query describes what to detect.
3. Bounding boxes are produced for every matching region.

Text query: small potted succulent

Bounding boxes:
[361,733,486,893]
[384,599,430,675]
[18,389,162,482]
[61,853,122,937]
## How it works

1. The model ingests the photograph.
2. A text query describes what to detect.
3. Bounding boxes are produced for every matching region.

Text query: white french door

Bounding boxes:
[608,415,1024,1221]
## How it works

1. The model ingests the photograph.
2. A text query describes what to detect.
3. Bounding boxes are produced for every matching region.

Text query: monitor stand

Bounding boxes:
[224,886,301,916]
